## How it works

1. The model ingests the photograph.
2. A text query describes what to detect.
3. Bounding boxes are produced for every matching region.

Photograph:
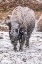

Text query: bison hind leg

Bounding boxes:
[26,25,34,47]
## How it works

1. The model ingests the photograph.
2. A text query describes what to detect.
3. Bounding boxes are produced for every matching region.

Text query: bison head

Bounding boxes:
[6,21,26,43]
[6,21,19,42]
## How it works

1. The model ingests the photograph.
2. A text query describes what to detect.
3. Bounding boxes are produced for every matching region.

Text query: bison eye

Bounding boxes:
[15,29,18,32]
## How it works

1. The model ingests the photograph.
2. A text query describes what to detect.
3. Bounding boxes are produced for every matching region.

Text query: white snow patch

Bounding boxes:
[0,29,42,64]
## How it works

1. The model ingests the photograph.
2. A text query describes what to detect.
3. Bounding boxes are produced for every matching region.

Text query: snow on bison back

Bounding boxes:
[8,6,36,51]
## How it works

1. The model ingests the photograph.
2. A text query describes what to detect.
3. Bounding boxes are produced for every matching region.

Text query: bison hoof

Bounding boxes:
[14,47,17,51]
[25,43,29,48]
[19,47,23,51]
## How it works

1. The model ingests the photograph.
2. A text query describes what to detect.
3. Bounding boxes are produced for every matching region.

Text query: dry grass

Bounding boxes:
[35,11,42,19]
[0,10,42,32]
[0,11,12,20]
[0,10,42,20]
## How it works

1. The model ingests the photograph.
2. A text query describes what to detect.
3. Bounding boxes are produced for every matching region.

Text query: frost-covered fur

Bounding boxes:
[36,15,42,32]
[11,6,35,28]
[8,6,35,51]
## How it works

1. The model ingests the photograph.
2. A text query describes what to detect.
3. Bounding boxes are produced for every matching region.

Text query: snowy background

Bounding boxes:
[0,24,42,64]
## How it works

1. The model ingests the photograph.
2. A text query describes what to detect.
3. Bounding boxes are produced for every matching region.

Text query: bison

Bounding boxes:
[7,6,36,51]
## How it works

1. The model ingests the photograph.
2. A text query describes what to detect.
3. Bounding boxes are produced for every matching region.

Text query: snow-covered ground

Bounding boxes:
[36,0,42,2]
[0,29,42,64]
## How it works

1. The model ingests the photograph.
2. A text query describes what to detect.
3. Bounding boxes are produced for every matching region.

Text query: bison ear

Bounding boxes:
[6,21,11,26]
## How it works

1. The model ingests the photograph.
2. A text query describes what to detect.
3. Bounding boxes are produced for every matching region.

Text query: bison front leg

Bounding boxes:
[14,42,17,51]
[19,39,24,51]
[26,35,30,47]
[19,35,25,51]
[11,40,17,51]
